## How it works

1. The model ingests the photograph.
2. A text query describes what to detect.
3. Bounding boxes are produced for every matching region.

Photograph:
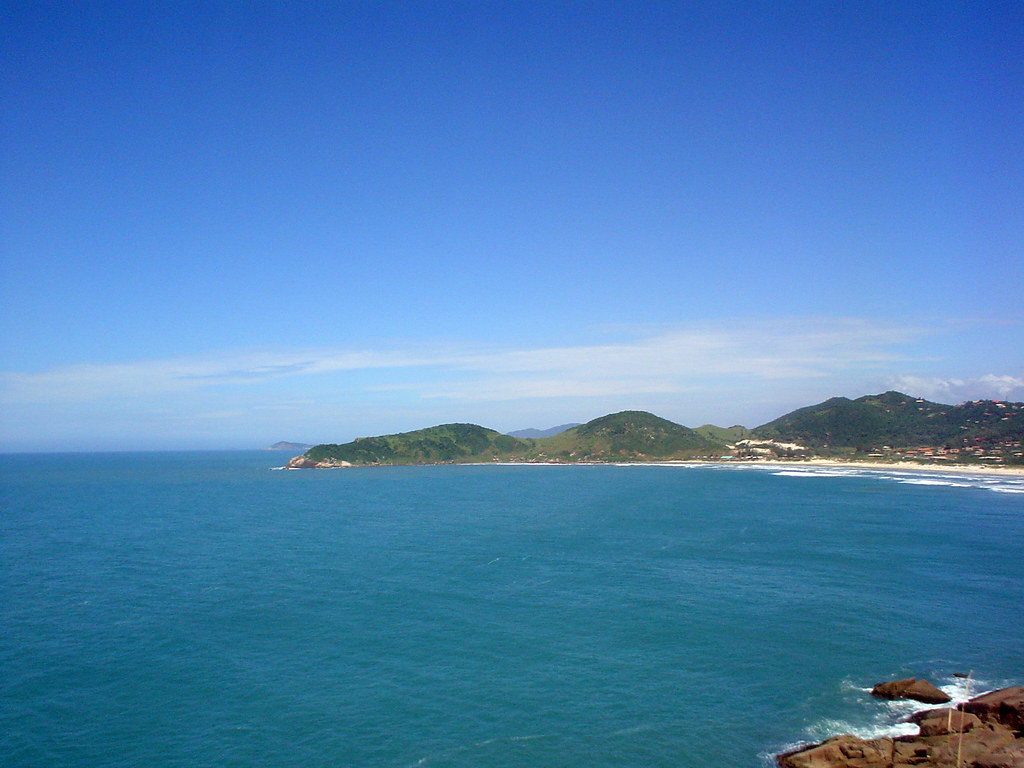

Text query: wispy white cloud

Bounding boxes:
[0,348,452,404]
[5,317,1021,450]
[407,377,685,402]
[0,317,932,407]
[979,374,1024,395]
[423,318,926,399]
[887,374,1024,403]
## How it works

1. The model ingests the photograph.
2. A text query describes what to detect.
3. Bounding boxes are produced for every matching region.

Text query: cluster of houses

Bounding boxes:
[727,439,810,459]
[869,439,1023,464]
[727,436,1023,465]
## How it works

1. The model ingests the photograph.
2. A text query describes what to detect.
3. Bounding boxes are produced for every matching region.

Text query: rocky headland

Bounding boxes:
[285,455,352,469]
[777,680,1024,768]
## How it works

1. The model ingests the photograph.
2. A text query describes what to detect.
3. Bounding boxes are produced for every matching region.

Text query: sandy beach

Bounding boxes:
[479,458,1024,478]
[709,458,1024,477]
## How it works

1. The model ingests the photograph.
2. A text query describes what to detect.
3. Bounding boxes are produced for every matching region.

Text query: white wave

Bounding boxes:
[990,486,1024,493]
[897,478,972,487]
[840,678,873,695]
[807,717,919,742]
[801,672,988,750]
[880,696,931,722]
[484,462,568,467]
[772,470,849,477]
[939,675,991,704]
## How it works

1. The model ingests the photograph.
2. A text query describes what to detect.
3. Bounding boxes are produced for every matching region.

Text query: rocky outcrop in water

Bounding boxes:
[777,684,1024,768]
[871,678,952,705]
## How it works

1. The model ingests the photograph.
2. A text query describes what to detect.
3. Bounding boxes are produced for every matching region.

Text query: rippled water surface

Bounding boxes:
[2,453,1022,767]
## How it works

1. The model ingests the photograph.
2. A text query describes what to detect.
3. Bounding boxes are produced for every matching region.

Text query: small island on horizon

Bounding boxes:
[284,391,1024,470]
[266,441,313,452]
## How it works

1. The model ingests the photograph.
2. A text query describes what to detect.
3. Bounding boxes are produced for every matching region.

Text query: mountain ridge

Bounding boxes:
[506,423,581,439]
[287,392,1024,467]
[753,391,1024,459]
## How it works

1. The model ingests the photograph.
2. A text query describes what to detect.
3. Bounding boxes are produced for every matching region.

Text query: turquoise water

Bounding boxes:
[2,453,1022,767]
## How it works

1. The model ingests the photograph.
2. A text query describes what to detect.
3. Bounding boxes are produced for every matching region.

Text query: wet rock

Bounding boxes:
[971,738,1024,768]
[871,678,952,704]
[777,685,1023,768]
[953,724,1019,766]
[777,735,894,768]
[962,688,1024,733]
[913,708,981,737]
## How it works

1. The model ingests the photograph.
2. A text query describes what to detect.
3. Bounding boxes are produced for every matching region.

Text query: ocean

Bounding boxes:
[2,452,1022,767]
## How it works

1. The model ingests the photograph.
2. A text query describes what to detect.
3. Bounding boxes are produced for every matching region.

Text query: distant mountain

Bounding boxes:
[267,441,312,451]
[506,423,581,439]
[296,411,728,467]
[752,391,1024,458]
[540,411,724,461]
[303,424,530,466]
[693,424,751,443]
[287,392,1024,468]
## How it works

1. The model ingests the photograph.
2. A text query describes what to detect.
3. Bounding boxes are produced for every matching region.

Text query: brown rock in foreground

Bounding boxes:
[971,738,1024,768]
[962,689,1024,733]
[777,735,893,768]
[872,677,952,704]
[777,686,1024,768]
[912,708,980,737]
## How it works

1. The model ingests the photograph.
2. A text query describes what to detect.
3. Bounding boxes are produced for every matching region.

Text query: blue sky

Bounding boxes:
[2,1,1022,451]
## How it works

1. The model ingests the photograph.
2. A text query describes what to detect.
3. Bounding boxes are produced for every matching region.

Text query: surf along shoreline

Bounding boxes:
[716,458,1024,478]
[286,455,1024,477]
[776,681,1024,768]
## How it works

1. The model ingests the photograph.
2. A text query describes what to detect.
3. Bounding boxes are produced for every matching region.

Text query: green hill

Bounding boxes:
[694,424,751,443]
[290,393,1024,467]
[519,411,726,462]
[753,391,1024,459]
[305,423,530,465]
[299,411,729,466]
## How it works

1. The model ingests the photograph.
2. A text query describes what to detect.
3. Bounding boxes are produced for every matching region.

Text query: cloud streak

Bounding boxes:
[0,348,452,404]
[887,374,1024,403]
[1,317,938,407]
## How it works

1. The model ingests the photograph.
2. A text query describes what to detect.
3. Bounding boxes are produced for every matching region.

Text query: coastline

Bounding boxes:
[490,458,1024,478]
[776,683,1024,768]
[711,458,1024,478]
[289,456,1024,477]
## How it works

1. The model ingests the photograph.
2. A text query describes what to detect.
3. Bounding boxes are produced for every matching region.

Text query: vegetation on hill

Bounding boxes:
[693,424,751,443]
[753,391,1024,461]
[506,423,581,439]
[538,411,724,461]
[293,393,1023,467]
[302,411,729,466]
[305,424,530,465]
